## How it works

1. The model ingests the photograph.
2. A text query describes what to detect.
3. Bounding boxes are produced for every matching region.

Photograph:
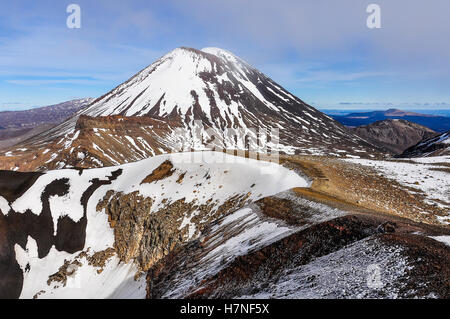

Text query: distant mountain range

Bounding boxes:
[331,109,450,132]
[0,98,93,129]
[0,98,93,150]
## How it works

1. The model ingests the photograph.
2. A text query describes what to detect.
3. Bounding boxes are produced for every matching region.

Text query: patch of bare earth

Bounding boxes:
[281,155,448,226]
[141,160,174,184]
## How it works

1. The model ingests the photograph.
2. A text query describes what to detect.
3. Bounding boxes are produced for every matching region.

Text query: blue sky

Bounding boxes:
[1,0,449,111]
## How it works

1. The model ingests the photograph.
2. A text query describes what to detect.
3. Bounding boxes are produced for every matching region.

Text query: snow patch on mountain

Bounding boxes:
[11,151,307,298]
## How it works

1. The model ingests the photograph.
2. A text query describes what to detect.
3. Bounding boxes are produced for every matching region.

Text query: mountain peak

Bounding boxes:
[201,47,232,55]
[161,47,244,67]
[79,46,267,119]
[167,46,237,58]
[201,47,240,62]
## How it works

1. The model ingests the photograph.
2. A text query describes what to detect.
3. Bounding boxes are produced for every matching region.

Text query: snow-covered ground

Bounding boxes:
[5,151,308,299]
[240,237,411,299]
[407,155,450,164]
[16,239,146,299]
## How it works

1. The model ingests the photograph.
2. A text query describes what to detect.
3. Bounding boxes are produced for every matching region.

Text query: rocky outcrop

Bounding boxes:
[74,114,179,131]
[47,259,83,287]
[97,187,253,272]
[85,248,116,272]
[398,131,450,157]
[0,116,182,171]
[97,191,157,268]
[141,160,174,184]
[46,247,116,290]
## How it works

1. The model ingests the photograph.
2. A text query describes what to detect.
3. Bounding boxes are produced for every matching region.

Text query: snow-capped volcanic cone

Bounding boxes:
[0,47,382,171]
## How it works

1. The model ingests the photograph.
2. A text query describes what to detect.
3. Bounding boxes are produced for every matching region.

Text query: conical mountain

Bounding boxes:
[0,47,383,171]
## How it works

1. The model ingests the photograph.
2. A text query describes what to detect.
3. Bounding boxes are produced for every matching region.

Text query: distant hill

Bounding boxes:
[353,119,436,155]
[0,123,56,150]
[0,98,93,129]
[332,109,450,132]
[0,98,92,150]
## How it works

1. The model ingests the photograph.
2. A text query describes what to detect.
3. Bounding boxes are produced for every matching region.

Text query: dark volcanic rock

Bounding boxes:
[398,131,450,157]
[146,211,450,299]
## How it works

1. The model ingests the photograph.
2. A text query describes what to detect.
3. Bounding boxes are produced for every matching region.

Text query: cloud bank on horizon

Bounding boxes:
[0,0,449,110]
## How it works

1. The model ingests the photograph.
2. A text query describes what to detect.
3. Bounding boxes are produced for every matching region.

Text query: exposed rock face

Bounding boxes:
[98,191,155,266]
[47,259,83,287]
[398,131,450,157]
[0,116,184,171]
[97,189,253,272]
[46,247,116,290]
[95,160,255,272]
[141,160,175,184]
[85,248,116,271]
[353,119,436,154]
